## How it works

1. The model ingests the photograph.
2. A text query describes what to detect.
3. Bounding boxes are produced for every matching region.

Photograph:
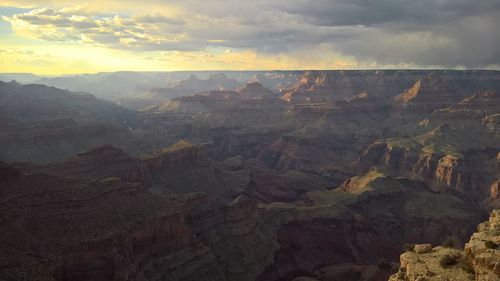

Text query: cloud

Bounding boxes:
[3,7,193,50]
[280,0,500,27]
[135,14,185,25]
[2,0,500,68]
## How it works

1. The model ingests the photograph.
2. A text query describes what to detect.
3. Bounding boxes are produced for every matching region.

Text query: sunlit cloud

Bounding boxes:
[2,7,192,50]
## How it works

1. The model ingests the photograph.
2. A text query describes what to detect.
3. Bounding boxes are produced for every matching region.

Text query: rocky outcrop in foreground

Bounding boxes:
[465,210,500,280]
[389,209,499,281]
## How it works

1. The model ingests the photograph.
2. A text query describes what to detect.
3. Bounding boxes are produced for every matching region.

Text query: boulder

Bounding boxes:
[414,244,433,254]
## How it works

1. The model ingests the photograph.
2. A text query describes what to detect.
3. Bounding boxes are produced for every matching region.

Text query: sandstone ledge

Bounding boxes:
[390,209,499,281]
[465,209,500,281]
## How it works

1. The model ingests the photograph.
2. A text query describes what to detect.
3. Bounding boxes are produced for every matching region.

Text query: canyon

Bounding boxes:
[0,70,498,281]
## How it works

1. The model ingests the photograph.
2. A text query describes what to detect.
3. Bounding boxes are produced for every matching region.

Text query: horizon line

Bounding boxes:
[1,68,500,77]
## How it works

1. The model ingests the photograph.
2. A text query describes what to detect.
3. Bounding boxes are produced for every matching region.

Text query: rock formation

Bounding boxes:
[0,163,226,281]
[389,209,499,281]
[465,209,500,280]
[25,144,151,186]
[1,70,499,281]
[0,81,138,163]
[120,73,243,109]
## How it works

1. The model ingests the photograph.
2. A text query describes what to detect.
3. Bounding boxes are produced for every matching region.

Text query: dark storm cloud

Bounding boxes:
[4,0,500,68]
[166,0,500,67]
[283,0,500,27]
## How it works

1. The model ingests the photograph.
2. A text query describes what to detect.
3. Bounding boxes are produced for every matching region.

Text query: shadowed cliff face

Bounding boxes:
[0,81,138,164]
[0,70,499,281]
[24,145,152,187]
[0,144,485,281]
[0,163,226,281]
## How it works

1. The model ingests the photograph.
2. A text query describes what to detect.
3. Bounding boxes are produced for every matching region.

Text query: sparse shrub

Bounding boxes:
[441,238,455,248]
[485,240,497,249]
[459,258,475,274]
[403,243,415,252]
[397,271,405,279]
[439,254,459,268]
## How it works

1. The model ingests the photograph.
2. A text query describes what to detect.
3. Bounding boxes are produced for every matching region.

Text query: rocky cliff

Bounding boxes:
[391,75,463,117]
[25,144,151,186]
[0,81,138,163]
[389,209,499,281]
[121,73,243,109]
[0,163,226,281]
[150,82,286,128]
[280,70,426,104]
[360,135,498,203]
[141,140,232,196]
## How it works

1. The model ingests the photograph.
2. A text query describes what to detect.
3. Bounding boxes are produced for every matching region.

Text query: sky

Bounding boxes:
[1,0,499,75]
